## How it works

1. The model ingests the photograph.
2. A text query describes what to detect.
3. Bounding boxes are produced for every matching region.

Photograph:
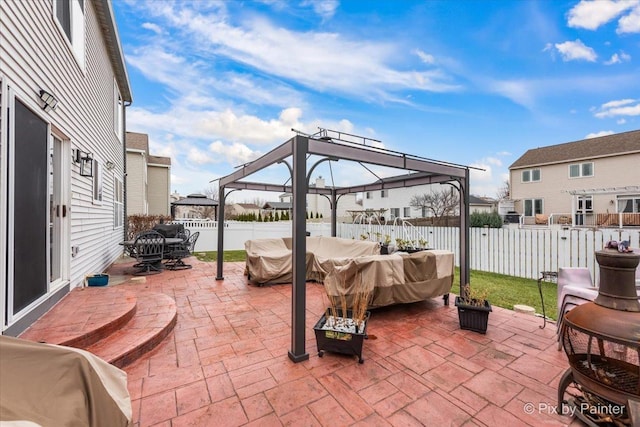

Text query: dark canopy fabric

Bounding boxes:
[171,194,218,207]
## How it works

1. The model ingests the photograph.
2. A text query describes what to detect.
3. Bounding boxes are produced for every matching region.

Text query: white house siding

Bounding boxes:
[126,151,146,214]
[147,164,170,216]
[0,0,129,333]
[362,184,440,219]
[511,153,640,216]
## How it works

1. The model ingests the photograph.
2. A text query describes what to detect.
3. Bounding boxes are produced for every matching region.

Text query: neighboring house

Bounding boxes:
[362,183,461,220]
[126,131,171,216]
[226,203,261,219]
[0,0,132,334]
[509,130,640,226]
[469,195,497,214]
[278,176,360,222]
[263,201,292,217]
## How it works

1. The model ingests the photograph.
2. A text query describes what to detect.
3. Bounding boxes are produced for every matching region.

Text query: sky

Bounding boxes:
[113,0,640,203]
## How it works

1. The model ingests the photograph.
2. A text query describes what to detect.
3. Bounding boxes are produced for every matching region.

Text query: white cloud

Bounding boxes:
[618,5,640,33]
[554,39,597,62]
[414,49,436,65]
[301,0,339,20]
[141,22,163,34]
[139,3,460,100]
[187,147,215,165]
[567,0,638,30]
[208,141,261,165]
[488,80,536,109]
[601,98,636,109]
[594,98,640,118]
[617,118,627,124]
[604,51,631,65]
[586,130,615,138]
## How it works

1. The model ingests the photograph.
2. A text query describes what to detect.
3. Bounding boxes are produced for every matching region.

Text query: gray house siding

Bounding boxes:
[0,0,131,334]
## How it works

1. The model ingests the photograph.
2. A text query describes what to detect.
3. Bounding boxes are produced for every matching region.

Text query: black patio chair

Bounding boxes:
[165,232,199,270]
[133,230,165,275]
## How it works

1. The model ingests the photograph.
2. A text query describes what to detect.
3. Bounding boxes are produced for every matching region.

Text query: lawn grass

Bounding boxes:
[454,268,557,320]
[194,250,247,263]
[195,250,558,320]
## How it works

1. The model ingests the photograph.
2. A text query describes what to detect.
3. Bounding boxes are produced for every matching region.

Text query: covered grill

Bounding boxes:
[558,249,640,426]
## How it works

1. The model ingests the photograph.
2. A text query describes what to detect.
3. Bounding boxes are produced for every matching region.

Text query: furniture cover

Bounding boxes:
[0,335,132,426]
[322,250,454,308]
[244,236,380,285]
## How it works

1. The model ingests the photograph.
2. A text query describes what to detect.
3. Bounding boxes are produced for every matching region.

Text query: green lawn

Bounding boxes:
[195,250,557,320]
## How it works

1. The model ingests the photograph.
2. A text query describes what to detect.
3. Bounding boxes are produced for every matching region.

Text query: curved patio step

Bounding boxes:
[84,292,177,368]
[19,286,137,348]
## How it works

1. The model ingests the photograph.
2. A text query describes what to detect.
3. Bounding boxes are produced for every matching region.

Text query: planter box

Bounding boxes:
[86,274,109,287]
[313,309,370,364]
[454,296,492,334]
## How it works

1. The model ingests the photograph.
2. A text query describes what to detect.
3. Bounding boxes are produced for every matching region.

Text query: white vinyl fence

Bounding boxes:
[182,219,640,282]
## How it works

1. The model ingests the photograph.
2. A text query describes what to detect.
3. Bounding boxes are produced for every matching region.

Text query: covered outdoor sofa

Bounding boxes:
[0,335,132,426]
[244,236,454,308]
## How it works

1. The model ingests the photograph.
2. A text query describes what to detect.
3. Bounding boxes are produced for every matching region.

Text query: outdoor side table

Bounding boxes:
[537,270,557,329]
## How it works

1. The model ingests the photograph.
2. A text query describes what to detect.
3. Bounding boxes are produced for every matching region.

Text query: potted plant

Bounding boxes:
[380,234,392,254]
[454,284,492,334]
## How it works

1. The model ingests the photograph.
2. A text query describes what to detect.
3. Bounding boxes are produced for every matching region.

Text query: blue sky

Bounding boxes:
[113,0,640,202]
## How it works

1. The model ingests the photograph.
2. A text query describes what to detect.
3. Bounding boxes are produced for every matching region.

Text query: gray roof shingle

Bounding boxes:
[509,129,640,169]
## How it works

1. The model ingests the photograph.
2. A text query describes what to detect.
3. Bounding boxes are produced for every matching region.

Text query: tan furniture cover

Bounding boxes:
[0,336,132,427]
[245,236,454,308]
[323,250,454,308]
[245,236,380,285]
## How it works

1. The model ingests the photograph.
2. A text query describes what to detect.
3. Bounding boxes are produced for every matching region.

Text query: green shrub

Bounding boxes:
[470,211,503,228]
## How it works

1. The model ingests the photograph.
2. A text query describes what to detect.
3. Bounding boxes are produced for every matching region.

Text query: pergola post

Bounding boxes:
[216,186,225,280]
[331,189,337,237]
[288,136,309,362]
[459,171,470,295]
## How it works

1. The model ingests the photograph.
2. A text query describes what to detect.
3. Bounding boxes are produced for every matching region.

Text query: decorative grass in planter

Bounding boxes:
[317,270,373,363]
[454,285,491,334]
[314,308,370,364]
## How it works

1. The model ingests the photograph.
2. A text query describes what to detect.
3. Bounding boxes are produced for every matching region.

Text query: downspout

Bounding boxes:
[123,100,131,241]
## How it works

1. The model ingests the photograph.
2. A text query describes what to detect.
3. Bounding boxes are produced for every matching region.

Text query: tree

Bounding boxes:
[496,179,510,201]
[409,187,459,219]
[198,185,220,219]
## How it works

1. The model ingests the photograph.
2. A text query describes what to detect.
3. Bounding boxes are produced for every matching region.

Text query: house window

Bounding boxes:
[114,177,123,227]
[521,168,541,183]
[523,199,542,216]
[577,196,593,212]
[403,207,411,217]
[54,0,85,67]
[365,192,372,199]
[618,196,640,213]
[569,162,594,178]
[93,160,103,202]
[381,190,388,198]
[390,208,400,219]
[114,80,123,140]
[421,207,429,217]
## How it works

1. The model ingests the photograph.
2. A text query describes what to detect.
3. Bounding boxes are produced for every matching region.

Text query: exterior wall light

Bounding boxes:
[74,149,94,177]
[38,89,58,112]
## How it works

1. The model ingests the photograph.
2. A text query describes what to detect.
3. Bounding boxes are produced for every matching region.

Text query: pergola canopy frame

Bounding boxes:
[216,134,471,363]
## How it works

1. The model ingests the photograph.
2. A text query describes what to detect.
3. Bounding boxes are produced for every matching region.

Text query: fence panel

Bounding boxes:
[186,221,639,280]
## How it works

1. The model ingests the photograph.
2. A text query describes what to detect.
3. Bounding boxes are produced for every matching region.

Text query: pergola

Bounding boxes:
[215,129,472,363]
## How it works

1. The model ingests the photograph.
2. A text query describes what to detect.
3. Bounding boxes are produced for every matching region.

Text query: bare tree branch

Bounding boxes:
[409,187,459,219]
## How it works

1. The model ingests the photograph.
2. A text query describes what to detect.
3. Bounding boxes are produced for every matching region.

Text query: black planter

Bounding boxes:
[454,296,492,334]
[314,309,370,364]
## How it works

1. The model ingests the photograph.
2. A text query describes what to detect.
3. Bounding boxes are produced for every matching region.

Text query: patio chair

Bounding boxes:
[165,232,199,270]
[133,230,165,275]
[556,267,597,349]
